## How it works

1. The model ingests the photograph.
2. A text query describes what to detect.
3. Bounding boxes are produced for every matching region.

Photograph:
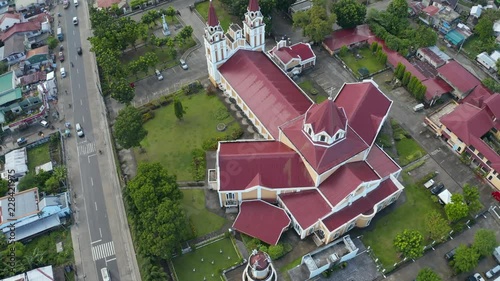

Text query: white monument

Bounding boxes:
[162,14,170,36]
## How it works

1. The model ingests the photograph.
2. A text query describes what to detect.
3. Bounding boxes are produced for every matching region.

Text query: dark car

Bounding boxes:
[431,183,445,195]
[445,247,457,260]
[77,47,82,55]
[466,276,477,281]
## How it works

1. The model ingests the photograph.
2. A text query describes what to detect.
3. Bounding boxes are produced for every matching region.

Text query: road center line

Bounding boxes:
[82,115,85,123]
[91,177,93,186]
[99,228,102,238]
[95,202,98,211]
[80,99,83,105]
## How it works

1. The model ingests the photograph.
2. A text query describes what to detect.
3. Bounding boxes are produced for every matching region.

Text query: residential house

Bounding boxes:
[477,52,498,71]
[269,40,316,76]
[416,46,450,68]
[1,34,26,65]
[25,44,48,65]
[433,0,459,10]
[0,71,23,110]
[0,21,41,43]
[437,60,491,99]
[432,5,461,34]
[289,0,313,15]
[3,147,28,179]
[1,266,54,281]
[420,5,440,25]
[96,0,126,9]
[425,94,500,190]
[445,23,473,47]
[322,24,372,55]
[470,5,482,18]
[206,1,404,246]
[0,188,71,242]
[0,13,21,31]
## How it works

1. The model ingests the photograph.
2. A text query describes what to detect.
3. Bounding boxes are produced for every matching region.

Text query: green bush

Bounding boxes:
[215,106,230,121]
[268,244,285,260]
[142,112,155,123]
[230,128,244,139]
[190,148,206,181]
[416,171,438,186]
[376,133,393,148]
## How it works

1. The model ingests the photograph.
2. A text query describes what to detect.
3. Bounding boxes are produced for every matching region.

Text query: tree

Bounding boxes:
[110,77,135,104]
[475,16,495,40]
[174,98,186,120]
[0,179,9,196]
[52,166,67,187]
[331,0,366,29]
[416,268,442,281]
[114,106,148,149]
[276,0,295,11]
[47,36,58,50]
[18,173,39,191]
[408,76,419,94]
[371,42,379,53]
[394,229,424,259]
[44,177,60,194]
[482,78,500,92]
[445,193,469,222]
[339,45,349,56]
[402,71,411,86]
[463,183,483,214]
[473,229,497,257]
[293,5,336,43]
[425,211,451,242]
[452,244,480,273]
[387,0,409,18]
[165,6,176,20]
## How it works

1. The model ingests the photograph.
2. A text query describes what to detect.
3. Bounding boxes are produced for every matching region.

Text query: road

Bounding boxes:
[58,2,140,281]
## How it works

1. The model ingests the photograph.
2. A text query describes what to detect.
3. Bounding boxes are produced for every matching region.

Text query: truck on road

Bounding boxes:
[57,27,63,41]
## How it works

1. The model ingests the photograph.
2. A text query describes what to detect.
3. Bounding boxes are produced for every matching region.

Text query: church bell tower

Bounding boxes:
[243,0,266,51]
[204,0,228,85]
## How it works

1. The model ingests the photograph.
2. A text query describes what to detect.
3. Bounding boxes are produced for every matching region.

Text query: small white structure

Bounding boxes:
[1,265,53,281]
[438,189,452,205]
[470,5,482,18]
[242,250,277,281]
[268,40,316,76]
[35,161,53,174]
[490,50,500,62]
[161,14,170,36]
[4,147,28,177]
[476,52,497,71]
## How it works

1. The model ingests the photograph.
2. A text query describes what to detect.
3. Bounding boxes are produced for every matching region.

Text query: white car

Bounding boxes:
[75,123,84,137]
[73,17,78,25]
[474,273,485,281]
[60,67,66,78]
[179,59,188,70]
[155,69,163,80]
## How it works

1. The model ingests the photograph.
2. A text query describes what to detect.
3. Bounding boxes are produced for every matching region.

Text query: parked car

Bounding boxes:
[179,59,188,70]
[431,183,445,195]
[58,51,65,62]
[60,67,66,78]
[40,120,49,128]
[467,276,478,281]
[155,69,163,80]
[75,123,84,137]
[16,137,27,146]
[474,273,486,281]
[424,179,435,189]
[77,47,82,55]
[444,247,457,260]
[486,265,500,278]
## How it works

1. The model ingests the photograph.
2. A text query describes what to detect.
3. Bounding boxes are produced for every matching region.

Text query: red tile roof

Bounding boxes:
[207,0,219,27]
[279,190,331,229]
[305,98,347,136]
[441,103,493,142]
[319,162,379,206]
[218,141,314,191]
[437,60,481,94]
[97,0,121,8]
[461,85,492,107]
[270,43,315,65]
[333,82,392,145]
[485,93,500,119]
[219,50,312,139]
[248,0,260,12]
[423,5,440,16]
[281,118,369,173]
[423,77,453,101]
[322,178,399,231]
[366,145,401,178]
[249,251,270,270]
[0,21,40,41]
[232,200,290,245]
[323,24,372,52]
[469,136,500,171]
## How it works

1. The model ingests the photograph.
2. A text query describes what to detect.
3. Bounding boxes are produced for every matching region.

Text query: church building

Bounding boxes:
[205,0,405,246]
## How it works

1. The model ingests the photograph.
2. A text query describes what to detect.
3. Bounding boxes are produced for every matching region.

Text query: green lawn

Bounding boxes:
[181,189,226,238]
[339,47,386,77]
[395,138,426,166]
[136,93,241,181]
[298,81,328,104]
[27,142,51,172]
[462,35,482,59]
[196,0,234,31]
[361,177,445,269]
[172,238,241,281]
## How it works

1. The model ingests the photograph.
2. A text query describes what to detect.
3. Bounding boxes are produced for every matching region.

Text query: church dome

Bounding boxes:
[303,98,347,145]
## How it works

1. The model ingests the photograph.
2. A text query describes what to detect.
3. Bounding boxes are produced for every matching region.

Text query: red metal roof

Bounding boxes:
[322,178,399,231]
[323,24,372,52]
[419,47,445,66]
[437,60,481,94]
[333,82,392,145]
[366,145,401,178]
[219,50,312,139]
[249,251,270,270]
[485,94,500,119]
[305,99,347,136]
[207,0,219,27]
[232,200,290,245]
[461,85,492,107]
[281,118,368,173]
[218,141,314,191]
[423,77,453,101]
[469,136,500,171]
[319,162,379,206]
[422,5,439,16]
[270,43,315,65]
[248,0,260,12]
[441,103,493,142]
[279,190,332,229]
[1,21,40,41]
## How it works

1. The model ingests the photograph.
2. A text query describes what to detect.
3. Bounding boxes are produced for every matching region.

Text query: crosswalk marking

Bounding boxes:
[91,241,115,261]
[77,142,95,156]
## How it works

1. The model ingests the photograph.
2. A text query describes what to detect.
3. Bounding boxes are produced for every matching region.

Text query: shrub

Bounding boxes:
[139,107,151,115]
[202,137,219,151]
[259,245,268,253]
[339,45,349,56]
[207,84,217,96]
[268,244,285,260]
[215,106,230,121]
[376,133,392,148]
[230,128,244,139]
[142,112,155,122]
[416,171,438,186]
[190,148,206,181]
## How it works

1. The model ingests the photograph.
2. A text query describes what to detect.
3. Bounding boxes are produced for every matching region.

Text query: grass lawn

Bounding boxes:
[339,47,386,77]
[395,138,426,166]
[196,0,234,31]
[361,177,445,269]
[27,142,51,172]
[279,256,302,281]
[298,80,327,104]
[136,93,241,181]
[462,35,482,59]
[173,238,241,281]
[181,189,226,238]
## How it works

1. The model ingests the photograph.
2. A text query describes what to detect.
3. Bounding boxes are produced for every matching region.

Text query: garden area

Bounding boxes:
[135,88,242,181]
[181,189,226,238]
[27,142,51,171]
[172,237,242,281]
[298,80,328,104]
[338,46,387,79]
[390,119,426,166]
[196,0,235,31]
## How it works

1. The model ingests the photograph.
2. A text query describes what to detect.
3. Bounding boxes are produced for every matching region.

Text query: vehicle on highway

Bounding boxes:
[63,0,69,8]
[74,0,78,6]
[444,247,457,260]
[75,123,84,137]
[155,69,163,80]
[101,268,110,281]
[486,265,500,278]
[180,59,188,70]
[77,47,82,55]
[60,67,66,78]
[73,17,78,25]
[57,27,63,41]
[58,51,65,62]
[430,183,444,195]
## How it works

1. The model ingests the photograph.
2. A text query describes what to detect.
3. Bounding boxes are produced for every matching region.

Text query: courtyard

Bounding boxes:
[181,189,226,238]
[339,47,387,79]
[27,142,51,171]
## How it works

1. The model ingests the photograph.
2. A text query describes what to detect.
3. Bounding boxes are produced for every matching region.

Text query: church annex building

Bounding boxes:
[205,0,405,246]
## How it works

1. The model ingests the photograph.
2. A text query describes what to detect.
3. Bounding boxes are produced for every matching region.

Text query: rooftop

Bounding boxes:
[441,102,493,142]
[423,77,454,101]
[26,45,49,59]
[0,71,15,94]
[0,187,39,225]
[0,21,40,41]
[279,190,332,229]
[366,145,401,178]
[323,24,372,52]
[427,101,458,126]
[437,60,482,96]
[270,42,315,65]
